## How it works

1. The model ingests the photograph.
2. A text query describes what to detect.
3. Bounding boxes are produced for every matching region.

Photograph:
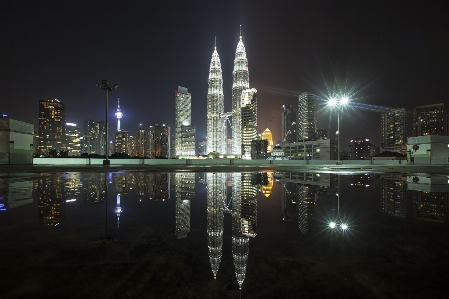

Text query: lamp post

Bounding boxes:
[96,80,119,166]
[328,96,349,164]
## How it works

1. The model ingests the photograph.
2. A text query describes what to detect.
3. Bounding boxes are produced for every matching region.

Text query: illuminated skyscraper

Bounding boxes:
[83,120,106,155]
[134,125,150,157]
[380,108,407,151]
[282,104,297,144]
[114,130,129,154]
[39,98,66,153]
[175,87,196,157]
[149,124,170,158]
[261,128,274,153]
[207,40,227,154]
[65,123,81,155]
[413,103,448,136]
[298,93,317,141]
[232,28,250,155]
[240,88,257,159]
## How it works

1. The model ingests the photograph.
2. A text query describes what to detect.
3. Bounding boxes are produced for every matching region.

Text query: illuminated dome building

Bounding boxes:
[261,128,274,153]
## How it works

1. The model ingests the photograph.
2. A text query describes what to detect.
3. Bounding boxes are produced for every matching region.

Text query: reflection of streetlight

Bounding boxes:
[328,96,349,163]
[328,174,349,232]
[96,80,119,166]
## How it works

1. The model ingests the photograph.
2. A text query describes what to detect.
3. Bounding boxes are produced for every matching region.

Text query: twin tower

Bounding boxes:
[207,28,256,157]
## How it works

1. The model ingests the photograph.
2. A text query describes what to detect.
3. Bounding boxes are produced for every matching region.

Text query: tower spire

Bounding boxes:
[115,98,123,131]
[215,36,216,48]
[240,24,241,37]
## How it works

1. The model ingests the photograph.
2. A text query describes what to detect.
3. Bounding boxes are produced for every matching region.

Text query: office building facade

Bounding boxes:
[381,108,407,151]
[39,98,66,153]
[413,103,448,137]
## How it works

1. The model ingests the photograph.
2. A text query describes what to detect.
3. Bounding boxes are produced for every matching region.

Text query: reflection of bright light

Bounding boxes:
[341,223,348,230]
[329,222,337,228]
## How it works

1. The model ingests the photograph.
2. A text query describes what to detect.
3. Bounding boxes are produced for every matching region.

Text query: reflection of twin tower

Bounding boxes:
[207,173,257,290]
[207,28,257,156]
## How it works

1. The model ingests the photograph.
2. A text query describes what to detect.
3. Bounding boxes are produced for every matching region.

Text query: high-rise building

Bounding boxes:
[65,123,81,156]
[298,93,317,141]
[413,103,448,136]
[241,88,257,159]
[38,98,66,153]
[175,87,196,157]
[261,128,273,153]
[149,124,170,158]
[231,30,250,155]
[134,126,150,157]
[349,137,373,160]
[114,130,129,154]
[282,104,297,144]
[83,120,106,155]
[207,40,227,154]
[381,108,407,151]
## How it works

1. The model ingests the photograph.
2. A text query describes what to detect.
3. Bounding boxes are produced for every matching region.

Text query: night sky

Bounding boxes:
[1,0,448,147]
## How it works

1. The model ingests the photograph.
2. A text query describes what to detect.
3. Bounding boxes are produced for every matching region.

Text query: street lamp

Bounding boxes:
[96,80,119,166]
[328,96,349,164]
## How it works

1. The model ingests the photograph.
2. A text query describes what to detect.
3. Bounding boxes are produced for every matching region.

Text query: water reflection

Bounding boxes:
[1,171,448,296]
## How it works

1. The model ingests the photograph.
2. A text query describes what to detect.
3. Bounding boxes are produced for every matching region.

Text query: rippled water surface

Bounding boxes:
[1,171,448,299]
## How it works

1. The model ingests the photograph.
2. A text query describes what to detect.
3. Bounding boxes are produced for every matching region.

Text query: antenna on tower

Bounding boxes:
[215,36,216,48]
[240,25,242,36]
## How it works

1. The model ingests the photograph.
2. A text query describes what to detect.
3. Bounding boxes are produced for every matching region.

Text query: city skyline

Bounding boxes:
[1,1,448,146]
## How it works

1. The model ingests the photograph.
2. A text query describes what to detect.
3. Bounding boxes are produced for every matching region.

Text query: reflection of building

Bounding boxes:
[39,98,66,153]
[206,173,226,278]
[380,175,407,218]
[38,176,66,225]
[297,184,317,234]
[0,178,33,210]
[407,175,449,223]
[175,173,195,238]
[348,174,375,189]
[413,103,448,137]
[261,172,273,198]
[151,173,170,201]
[298,93,317,141]
[0,116,34,164]
[232,32,249,155]
[83,174,107,204]
[282,182,298,221]
[241,88,258,159]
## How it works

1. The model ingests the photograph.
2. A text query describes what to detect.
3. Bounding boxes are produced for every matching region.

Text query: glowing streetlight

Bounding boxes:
[96,80,119,166]
[327,96,349,164]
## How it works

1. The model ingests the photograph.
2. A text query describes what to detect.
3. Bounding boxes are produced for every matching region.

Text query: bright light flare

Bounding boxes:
[341,223,348,230]
[328,98,337,106]
[340,96,349,105]
[329,221,337,229]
